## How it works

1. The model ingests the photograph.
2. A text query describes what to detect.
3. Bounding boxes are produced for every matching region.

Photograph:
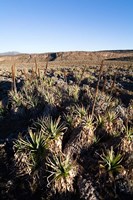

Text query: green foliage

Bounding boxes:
[106,111,117,123]
[21,87,41,109]
[82,115,94,130]
[37,116,67,140]
[68,85,79,102]
[64,112,74,128]
[9,83,43,110]
[100,146,123,176]
[96,114,105,128]
[47,154,71,180]
[44,91,56,106]
[93,135,101,145]
[9,90,22,107]
[14,130,46,169]
[46,153,74,186]
[124,125,133,141]
[75,104,88,119]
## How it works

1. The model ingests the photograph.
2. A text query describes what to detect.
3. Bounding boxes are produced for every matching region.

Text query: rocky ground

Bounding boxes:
[0,53,133,199]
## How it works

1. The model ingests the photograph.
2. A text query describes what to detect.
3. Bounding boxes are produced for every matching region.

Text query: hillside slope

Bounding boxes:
[0,50,133,68]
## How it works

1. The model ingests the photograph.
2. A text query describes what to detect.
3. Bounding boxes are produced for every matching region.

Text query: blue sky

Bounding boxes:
[0,0,133,53]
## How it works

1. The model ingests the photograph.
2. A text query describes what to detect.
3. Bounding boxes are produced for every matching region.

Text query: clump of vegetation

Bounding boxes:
[46,152,77,192]
[99,146,123,177]
[14,129,47,178]
[0,62,132,199]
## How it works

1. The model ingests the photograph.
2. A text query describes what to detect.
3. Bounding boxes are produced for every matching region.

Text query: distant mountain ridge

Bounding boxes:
[0,51,20,56]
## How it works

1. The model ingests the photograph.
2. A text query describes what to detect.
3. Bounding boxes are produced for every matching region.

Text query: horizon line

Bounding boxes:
[0,49,133,55]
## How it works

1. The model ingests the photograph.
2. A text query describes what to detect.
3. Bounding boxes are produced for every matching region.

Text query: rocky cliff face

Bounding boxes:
[0,50,133,68]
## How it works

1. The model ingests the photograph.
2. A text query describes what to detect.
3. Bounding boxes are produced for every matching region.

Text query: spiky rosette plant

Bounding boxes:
[64,112,75,130]
[81,115,95,144]
[20,86,42,110]
[94,92,117,115]
[64,115,95,156]
[37,116,67,153]
[75,104,88,119]
[9,78,44,116]
[104,110,118,135]
[96,114,105,129]
[99,146,124,178]
[9,90,28,118]
[125,125,133,142]
[14,130,47,176]
[71,104,88,127]
[68,84,80,102]
[9,90,23,109]
[96,113,106,128]
[121,124,133,154]
[46,152,78,193]
[44,90,56,106]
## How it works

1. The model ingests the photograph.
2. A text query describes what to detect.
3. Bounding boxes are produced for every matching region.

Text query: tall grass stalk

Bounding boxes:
[91,61,104,117]
[35,58,38,76]
[11,64,17,93]
[63,70,68,82]
[44,55,49,76]
[38,68,41,78]
[102,77,107,93]
[31,66,36,79]
[110,73,117,95]
[79,65,86,84]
